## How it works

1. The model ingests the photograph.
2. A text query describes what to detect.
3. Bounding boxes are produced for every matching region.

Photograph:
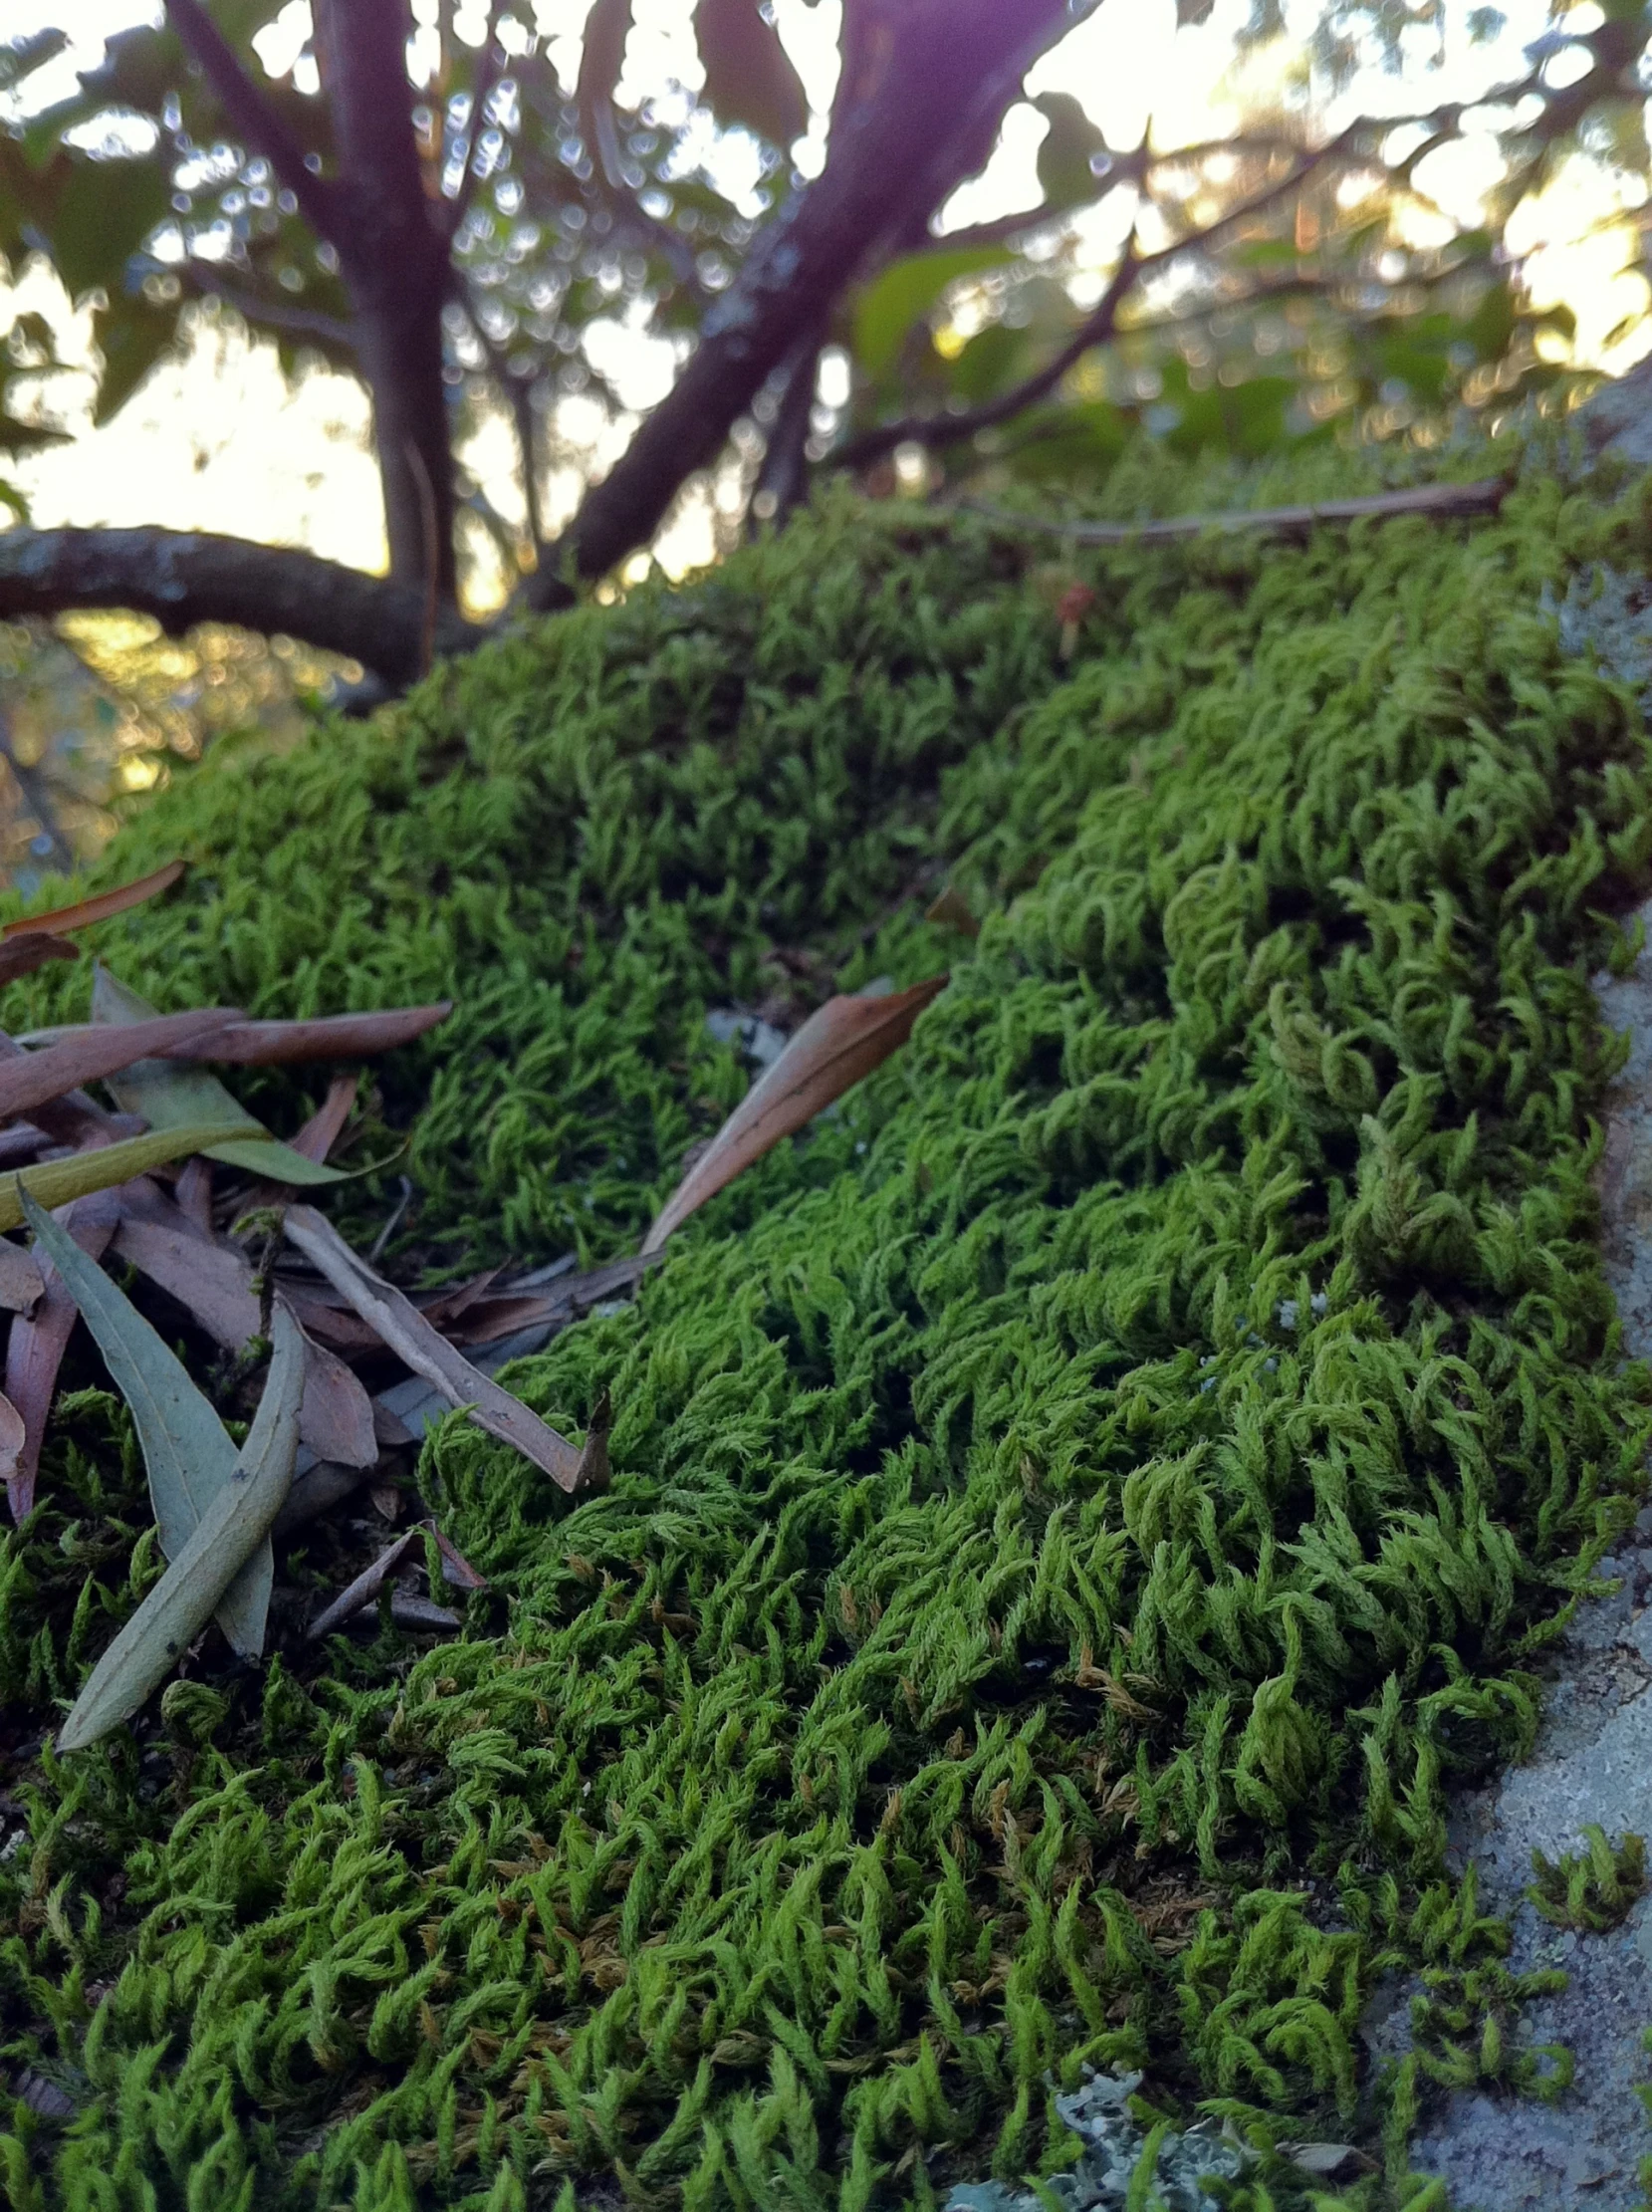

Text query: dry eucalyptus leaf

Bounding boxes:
[0,1008,243,1125]
[25,1189,273,1656]
[642,974,947,1254]
[0,1122,267,1235]
[1,859,183,941]
[5,1189,119,1523]
[283,1205,595,1492]
[0,1238,43,1315]
[56,1301,304,1753]
[0,933,78,989]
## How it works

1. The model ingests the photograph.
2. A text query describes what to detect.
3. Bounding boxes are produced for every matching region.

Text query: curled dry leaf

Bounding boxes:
[0,1120,270,1235]
[283,1205,592,1492]
[1,859,183,940]
[641,975,948,1254]
[0,933,78,990]
[0,1028,134,1149]
[56,1302,305,1753]
[24,1189,273,1656]
[923,886,980,939]
[0,1008,244,1125]
[5,1190,120,1523]
[34,1004,452,1069]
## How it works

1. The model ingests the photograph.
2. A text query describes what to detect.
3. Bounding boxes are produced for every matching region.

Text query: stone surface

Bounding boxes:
[1386,897,1652,2210]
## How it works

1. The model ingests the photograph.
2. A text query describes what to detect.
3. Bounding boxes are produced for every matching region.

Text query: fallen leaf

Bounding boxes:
[391,1594,459,1632]
[5,1189,119,1522]
[0,1029,135,1149]
[369,1481,401,1521]
[0,1007,243,1125]
[0,1121,270,1235]
[110,1182,376,1469]
[56,1301,304,1752]
[309,1515,485,1638]
[174,1154,212,1235]
[641,976,947,1254]
[0,1239,42,1314]
[293,1074,358,1164]
[91,968,347,1186]
[0,1389,25,1498]
[923,887,980,939]
[2,859,183,940]
[0,1126,47,1172]
[172,1003,450,1066]
[283,1205,592,1493]
[0,933,78,989]
[297,1332,377,1469]
[272,1457,368,1537]
[25,1189,272,1657]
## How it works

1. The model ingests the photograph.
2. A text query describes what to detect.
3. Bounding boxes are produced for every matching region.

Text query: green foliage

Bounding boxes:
[1527,1825,1648,1933]
[1,448,1651,2204]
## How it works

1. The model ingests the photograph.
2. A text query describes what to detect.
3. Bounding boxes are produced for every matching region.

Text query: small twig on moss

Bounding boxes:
[957,475,1511,547]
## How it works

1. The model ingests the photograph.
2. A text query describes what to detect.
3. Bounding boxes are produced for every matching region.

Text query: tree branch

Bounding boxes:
[532,0,1092,600]
[752,325,825,530]
[444,19,502,243]
[164,0,342,245]
[192,271,354,352]
[0,528,477,687]
[957,475,1510,544]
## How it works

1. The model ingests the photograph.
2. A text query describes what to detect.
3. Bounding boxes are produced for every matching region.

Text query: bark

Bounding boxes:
[0,528,476,686]
[531,0,1082,600]
[312,0,458,599]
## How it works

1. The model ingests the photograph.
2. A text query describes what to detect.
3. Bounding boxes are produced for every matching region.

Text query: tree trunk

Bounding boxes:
[313,0,457,599]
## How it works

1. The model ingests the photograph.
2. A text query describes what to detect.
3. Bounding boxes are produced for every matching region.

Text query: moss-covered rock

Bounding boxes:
[4,453,1652,2208]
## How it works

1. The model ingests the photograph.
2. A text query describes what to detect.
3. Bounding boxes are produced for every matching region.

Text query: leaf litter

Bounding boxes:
[0,851,939,1739]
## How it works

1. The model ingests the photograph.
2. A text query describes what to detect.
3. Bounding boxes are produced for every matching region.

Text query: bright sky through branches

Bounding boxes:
[1,0,1646,603]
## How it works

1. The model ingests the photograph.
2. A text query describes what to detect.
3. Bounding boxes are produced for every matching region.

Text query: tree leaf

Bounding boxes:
[0,1006,244,1124]
[292,1074,358,1163]
[694,0,808,148]
[852,245,1017,381]
[642,975,947,1253]
[92,967,348,1184]
[2,860,183,939]
[0,1121,270,1234]
[282,1205,600,1493]
[0,1387,28,1504]
[22,1185,274,1655]
[56,1301,304,1753]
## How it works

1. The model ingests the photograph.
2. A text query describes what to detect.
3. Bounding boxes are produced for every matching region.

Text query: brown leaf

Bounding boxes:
[293,1074,358,1164]
[42,1003,453,1069]
[0,1030,134,1148]
[283,1205,591,1493]
[298,1332,377,1469]
[174,1155,212,1235]
[110,1180,377,1470]
[0,933,78,989]
[641,976,947,1254]
[271,1457,369,1537]
[5,1188,120,1521]
[0,1389,24,1495]
[0,1008,243,1125]
[923,887,980,939]
[0,1239,42,1314]
[306,1514,482,1637]
[2,859,183,941]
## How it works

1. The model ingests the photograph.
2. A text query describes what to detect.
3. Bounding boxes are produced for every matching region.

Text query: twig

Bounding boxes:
[956,475,1510,546]
[444,18,502,244]
[403,442,441,679]
[164,0,342,246]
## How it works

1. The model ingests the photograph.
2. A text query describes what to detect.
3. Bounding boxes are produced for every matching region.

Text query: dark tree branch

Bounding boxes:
[164,0,342,245]
[751,325,825,531]
[0,528,476,687]
[310,0,458,601]
[532,0,1094,600]
[192,271,354,352]
[444,21,502,244]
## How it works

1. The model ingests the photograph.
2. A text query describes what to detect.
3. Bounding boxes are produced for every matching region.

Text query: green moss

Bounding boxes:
[1528,1825,1648,1934]
[4,453,1652,2208]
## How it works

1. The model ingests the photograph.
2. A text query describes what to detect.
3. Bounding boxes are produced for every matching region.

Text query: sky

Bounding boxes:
[1,0,1646,603]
